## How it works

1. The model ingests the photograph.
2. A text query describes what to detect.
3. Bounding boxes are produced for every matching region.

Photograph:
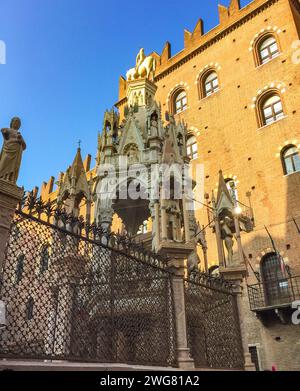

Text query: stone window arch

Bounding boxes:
[186,135,198,160]
[171,88,187,114]
[199,69,220,98]
[254,33,280,66]
[256,90,284,127]
[105,120,111,133]
[281,145,300,175]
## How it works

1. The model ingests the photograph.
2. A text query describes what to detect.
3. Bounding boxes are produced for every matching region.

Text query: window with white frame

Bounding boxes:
[203,71,219,97]
[187,136,198,160]
[282,146,300,175]
[258,36,279,65]
[261,94,284,126]
[174,90,187,114]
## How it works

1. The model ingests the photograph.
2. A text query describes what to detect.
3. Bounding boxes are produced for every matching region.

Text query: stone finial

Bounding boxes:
[58,147,91,205]
[0,117,26,184]
[216,169,233,208]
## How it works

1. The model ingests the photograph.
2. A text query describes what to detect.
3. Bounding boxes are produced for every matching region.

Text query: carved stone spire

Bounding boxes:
[70,147,85,184]
[216,170,234,213]
[57,147,91,218]
[161,116,183,165]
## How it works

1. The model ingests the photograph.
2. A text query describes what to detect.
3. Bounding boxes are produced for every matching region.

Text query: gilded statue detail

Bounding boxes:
[126,48,156,81]
[0,117,26,184]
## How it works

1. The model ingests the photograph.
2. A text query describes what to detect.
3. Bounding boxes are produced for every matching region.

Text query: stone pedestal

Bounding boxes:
[159,241,195,369]
[0,179,23,276]
[219,265,256,371]
[127,78,157,108]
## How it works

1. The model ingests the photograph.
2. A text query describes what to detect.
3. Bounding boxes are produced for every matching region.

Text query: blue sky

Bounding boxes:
[0,0,251,191]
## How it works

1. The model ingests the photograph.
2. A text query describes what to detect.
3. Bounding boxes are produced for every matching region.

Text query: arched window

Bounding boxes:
[15,254,24,284]
[259,93,284,126]
[112,126,118,145]
[186,136,198,160]
[105,121,111,133]
[40,246,49,275]
[173,89,187,114]
[203,71,219,97]
[261,253,290,306]
[282,146,300,175]
[258,35,279,65]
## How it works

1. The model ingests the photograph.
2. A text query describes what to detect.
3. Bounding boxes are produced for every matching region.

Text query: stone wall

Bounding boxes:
[242,289,300,371]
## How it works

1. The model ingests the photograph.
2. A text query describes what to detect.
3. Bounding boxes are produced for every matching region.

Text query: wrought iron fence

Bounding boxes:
[0,193,246,369]
[185,273,244,370]
[248,276,300,311]
[0,208,177,367]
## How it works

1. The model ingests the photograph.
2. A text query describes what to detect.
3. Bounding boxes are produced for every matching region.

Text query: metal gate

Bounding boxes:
[0,207,177,367]
[185,274,244,370]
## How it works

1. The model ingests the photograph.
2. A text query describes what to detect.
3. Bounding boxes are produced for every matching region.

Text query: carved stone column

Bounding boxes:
[159,242,195,369]
[0,179,23,276]
[211,195,225,267]
[172,273,194,369]
[201,239,209,273]
[161,201,168,241]
[85,200,91,226]
[182,195,191,243]
[153,200,160,251]
[219,265,255,371]
[97,207,114,233]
